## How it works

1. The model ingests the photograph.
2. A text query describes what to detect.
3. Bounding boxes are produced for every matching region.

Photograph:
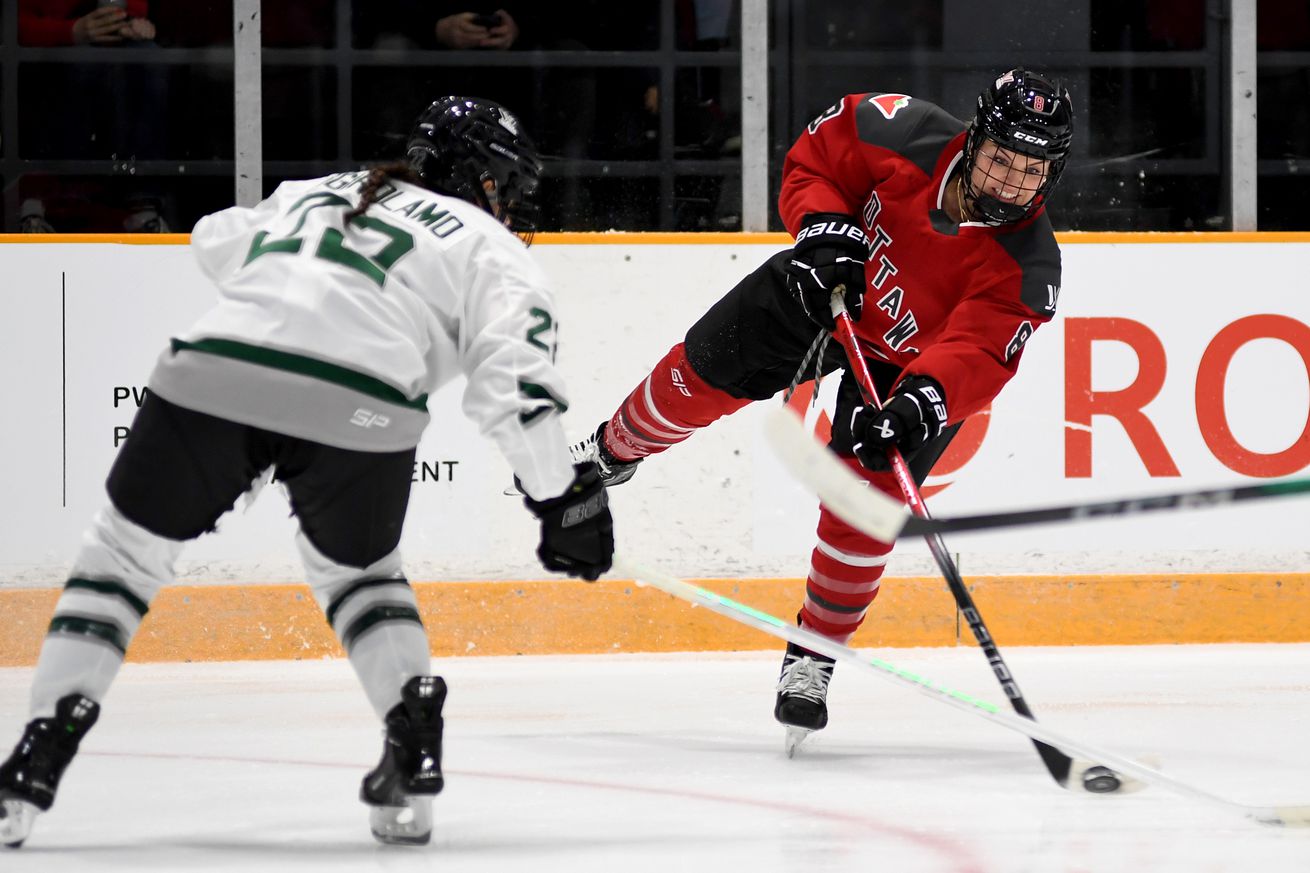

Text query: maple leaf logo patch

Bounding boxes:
[869,94,911,119]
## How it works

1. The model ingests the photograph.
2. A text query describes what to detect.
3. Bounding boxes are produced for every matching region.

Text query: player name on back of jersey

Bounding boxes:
[322,171,466,239]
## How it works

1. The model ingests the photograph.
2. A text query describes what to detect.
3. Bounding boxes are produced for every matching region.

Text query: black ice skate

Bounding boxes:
[569,423,642,487]
[774,642,834,758]
[0,694,100,849]
[361,675,446,846]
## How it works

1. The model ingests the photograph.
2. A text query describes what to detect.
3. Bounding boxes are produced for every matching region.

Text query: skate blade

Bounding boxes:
[784,726,814,758]
[370,797,433,846]
[0,798,39,849]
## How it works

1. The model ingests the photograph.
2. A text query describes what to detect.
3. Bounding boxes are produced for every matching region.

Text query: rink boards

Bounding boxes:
[0,232,1308,662]
[1,573,1309,665]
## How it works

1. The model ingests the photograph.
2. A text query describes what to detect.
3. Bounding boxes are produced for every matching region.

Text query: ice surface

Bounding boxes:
[1,644,1309,872]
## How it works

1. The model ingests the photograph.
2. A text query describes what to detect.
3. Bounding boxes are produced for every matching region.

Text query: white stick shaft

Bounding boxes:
[613,554,1309,827]
[764,405,908,542]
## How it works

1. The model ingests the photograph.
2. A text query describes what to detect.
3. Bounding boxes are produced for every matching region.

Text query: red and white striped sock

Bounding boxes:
[800,458,903,644]
[603,342,750,462]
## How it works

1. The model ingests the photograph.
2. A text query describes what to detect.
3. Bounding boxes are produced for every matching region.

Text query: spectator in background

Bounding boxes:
[354,4,533,159]
[18,198,56,234]
[357,3,745,230]
[19,1,157,47]
[579,3,739,229]
[672,0,737,229]
[432,8,521,49]
[17,1,168,233]
[15,175,157,234]
[357,3,599,227]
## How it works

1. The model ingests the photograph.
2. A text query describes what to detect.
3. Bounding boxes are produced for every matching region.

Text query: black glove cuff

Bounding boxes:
[895,375,949,437]
[523,462,608,523]
[793,212,873,257]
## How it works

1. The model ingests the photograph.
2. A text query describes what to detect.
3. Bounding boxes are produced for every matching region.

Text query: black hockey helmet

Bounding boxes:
[962,69,1073,223]
[406,96,544,242]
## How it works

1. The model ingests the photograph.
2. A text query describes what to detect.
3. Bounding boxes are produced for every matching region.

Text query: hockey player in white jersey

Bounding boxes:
[0,96,613,848]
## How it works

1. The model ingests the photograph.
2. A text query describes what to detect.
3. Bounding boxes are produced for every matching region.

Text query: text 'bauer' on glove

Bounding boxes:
[785,212,873,330]
[849,375,948,472]
[522,462,615,581]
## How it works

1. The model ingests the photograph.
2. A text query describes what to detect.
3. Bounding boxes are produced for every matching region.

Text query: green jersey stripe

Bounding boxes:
[171,338,429,411]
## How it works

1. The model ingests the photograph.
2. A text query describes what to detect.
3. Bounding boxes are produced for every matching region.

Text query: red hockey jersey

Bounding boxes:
[19,0,151,46]
[779,91,1062,423]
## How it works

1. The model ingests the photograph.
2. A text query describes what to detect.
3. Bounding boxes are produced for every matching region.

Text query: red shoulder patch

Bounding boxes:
[869,94,912,120]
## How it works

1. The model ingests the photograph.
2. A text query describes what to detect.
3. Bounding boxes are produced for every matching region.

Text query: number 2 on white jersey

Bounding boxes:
[244,192,415,287]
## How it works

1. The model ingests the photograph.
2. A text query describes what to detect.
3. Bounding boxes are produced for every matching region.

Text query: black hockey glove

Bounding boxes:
[850,376,949,472]
[523,462,614,582]
[785,212,872,330]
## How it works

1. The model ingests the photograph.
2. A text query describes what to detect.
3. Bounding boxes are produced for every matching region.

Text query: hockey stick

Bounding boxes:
[614,554,1310,827]
[827,301,1088,791]
[764,406,1310,540]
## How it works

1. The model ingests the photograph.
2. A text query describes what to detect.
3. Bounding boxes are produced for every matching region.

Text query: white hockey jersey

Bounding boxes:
[148,171,575,501]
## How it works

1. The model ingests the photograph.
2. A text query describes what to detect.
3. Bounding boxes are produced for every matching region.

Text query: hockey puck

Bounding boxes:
[1081,766,1122,794]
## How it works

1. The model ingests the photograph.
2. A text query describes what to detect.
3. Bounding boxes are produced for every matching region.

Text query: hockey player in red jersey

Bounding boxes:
[572,69,1073,750]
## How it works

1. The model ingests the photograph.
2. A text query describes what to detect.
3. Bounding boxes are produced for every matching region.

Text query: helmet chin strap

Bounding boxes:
[972,192,1033,224]
[958,161,1038,225]
[953,173,975,222]
[474,173,500,218]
